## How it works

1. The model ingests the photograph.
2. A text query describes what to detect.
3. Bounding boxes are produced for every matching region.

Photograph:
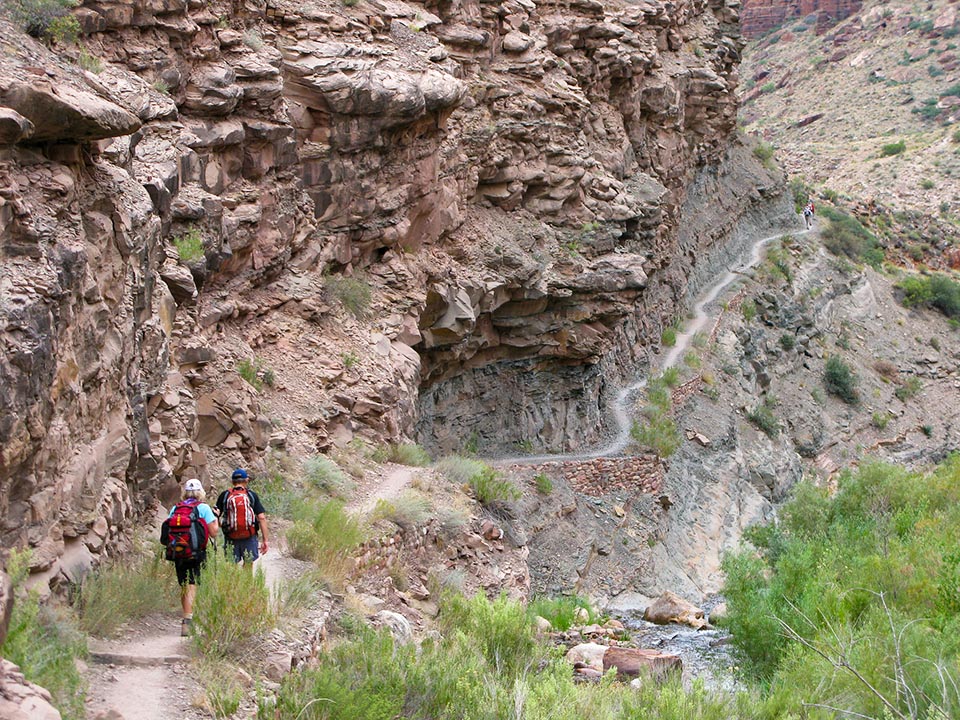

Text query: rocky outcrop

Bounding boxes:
[0,659,61,720]
[740,0,863,37]
[0,0,789,591]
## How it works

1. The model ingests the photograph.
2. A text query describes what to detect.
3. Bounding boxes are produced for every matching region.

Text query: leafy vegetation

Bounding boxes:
[528,595,601,631]
[0,550,87,720]
[325,272,372,319]
[753,140,776,168]
[723,459,960,717]
[76,48,103,73]
[897,273,960,318]
[174,226,205,263]
[879,139,906,156]
[895,376,923,402]
[263,591,751,720]
[372,442,431,466]
[823,355,859,404]
[660,326,677,347]
[372,491,432,528]
[237,357,272,391]
[7,0,78,40]
[819,206,884,268]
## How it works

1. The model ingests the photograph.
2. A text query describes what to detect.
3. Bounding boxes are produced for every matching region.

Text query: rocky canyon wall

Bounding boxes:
[1,0,787,589]
[740,0,863,37]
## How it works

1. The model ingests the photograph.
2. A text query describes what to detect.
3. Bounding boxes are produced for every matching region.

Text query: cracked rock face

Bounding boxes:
[0,0,785,590]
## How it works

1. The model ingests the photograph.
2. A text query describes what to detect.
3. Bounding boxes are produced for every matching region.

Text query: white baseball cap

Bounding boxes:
[184,479,203,492]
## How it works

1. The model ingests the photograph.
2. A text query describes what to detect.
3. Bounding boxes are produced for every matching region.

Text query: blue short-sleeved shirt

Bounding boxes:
[169,500,217,525]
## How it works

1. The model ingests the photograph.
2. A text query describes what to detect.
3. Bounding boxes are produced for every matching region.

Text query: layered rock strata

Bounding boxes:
[740,0,863,37]
[1,0,786,588]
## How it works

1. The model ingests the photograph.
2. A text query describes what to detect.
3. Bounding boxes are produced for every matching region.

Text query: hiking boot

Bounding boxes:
[181,618,192,637]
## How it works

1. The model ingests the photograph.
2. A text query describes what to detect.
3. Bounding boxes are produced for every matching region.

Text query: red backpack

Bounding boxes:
[224,486,256,540]
[160,499,209,561]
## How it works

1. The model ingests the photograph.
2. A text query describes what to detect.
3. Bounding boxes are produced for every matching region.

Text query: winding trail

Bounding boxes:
[499,224,809,465]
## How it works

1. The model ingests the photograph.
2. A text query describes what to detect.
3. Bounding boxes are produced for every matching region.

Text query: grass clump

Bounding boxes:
[237,357,267,391]
[753,140,776,169]
[871,411,891,430]
[723,458,960,715]
[192,552,273,657]
[197,657,245,718]
[631,373,680,457]
[286,499,362,588]
[533,472,553,494]
[325,272,372,319]
[77,550,177,636]
[779,333,796,351]
[746,396,780,438]
[302,455,352,497]
[824,355,859,404]
[528,595,600,631]
[741,298,757,321]
[880,139,906,156]
[0,550,87,720]
[660,326,677,347]
[76,48,103,73]
[819,206,884,268]
[436,455,520,505]
[374,442,431,466]
[173,226,205,263]
[372,490,432,528]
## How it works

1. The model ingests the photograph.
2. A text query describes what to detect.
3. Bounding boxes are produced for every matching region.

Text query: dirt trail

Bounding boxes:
[348,465,416,516]
[84,548,286,720]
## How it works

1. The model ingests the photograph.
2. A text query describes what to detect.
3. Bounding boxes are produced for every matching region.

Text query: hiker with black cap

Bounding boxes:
[215,468,270,569]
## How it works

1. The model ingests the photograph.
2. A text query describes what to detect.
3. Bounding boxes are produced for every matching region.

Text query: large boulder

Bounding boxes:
[0,81,140,143]
[0,659,62,720]
[0,108,33,145]
[602,647,682,680]
[564,642,607,673]
[642,590,707,629]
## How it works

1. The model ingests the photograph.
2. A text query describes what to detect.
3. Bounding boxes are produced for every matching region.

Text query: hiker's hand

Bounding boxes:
[260,540,268,555]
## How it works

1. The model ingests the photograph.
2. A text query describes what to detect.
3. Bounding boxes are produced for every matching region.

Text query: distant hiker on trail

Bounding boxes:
[803,200,815,229]
[215,468,270,570]
[161,478,219,636]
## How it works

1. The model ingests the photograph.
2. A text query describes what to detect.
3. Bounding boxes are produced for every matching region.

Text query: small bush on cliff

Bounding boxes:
[753,140,776,169]
[174,226,205,263]
[437,455,520,505]
[824,355,859,404]
[325,272,372,319]
[746,396,780,438]
[8,0,78,41]
[880,139,906,156]
[303,455,353,498]
[77,549,177,636]
[0,550,87,720]
[819,206,884,268]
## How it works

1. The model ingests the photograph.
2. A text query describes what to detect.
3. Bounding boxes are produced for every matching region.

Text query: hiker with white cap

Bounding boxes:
[160,478,219,636]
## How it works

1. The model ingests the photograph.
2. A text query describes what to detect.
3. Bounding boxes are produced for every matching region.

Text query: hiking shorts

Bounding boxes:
[174,557,205,586]
[227,536,259,563]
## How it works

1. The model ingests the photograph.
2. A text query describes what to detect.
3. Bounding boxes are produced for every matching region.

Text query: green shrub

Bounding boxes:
[779,333,796,350]
[880,139,906,156]
[436,455,520,505]
[341,350,359,369]
[286,499,362,587]
[237,358,263,391]
[258,467,300,520]
[173,226,205,262]
[920,178,935,190]
[746,396,780,437]
[325,273,372,319]
[0,550,87,720]
[928,274,960,317]
[8,0,77,39]
[871,411,891,430]
[660,326,677,347]
[631,413,680,457]
[683,351,702,369]
[197,658,245,718]
[895,376,922,401]
[953,128,960,143]
[192,552,273,657]
[898,275,934,305]
[533,472,553,494]
[824,355,859,404]
[753,140,776,168]
[660,366,681,387]
[819,206,883,268]
[723,459,960,714]
[302,455,352,497]
[759,82,776,94]
[741,299,757,321]
[528,595,600,631]
[77,550,177,636]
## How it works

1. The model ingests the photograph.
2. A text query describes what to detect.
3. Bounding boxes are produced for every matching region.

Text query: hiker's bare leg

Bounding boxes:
[182,583,196,616]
